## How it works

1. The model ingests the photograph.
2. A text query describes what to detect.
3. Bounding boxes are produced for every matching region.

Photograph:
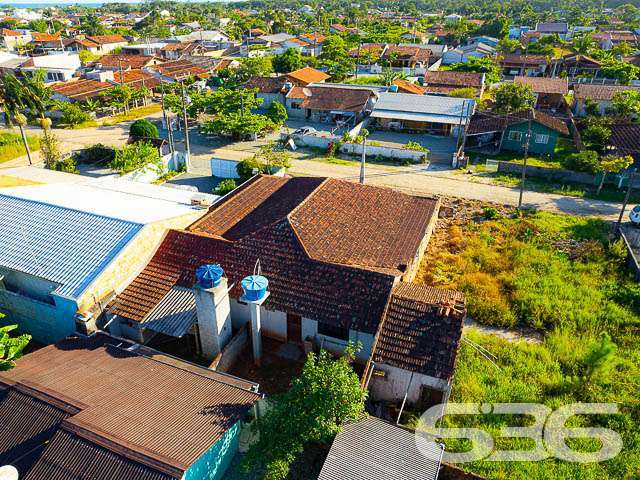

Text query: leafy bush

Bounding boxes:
[483,207,498,219]
[110,141,160,174]
[72,144,116,165]
[214,178,237,195]
[404,141,429,152]
[561,150,600,174]
[58,102,91,127]
[129,119,159,139]
[266,101,288,125]
[236,156,266,182]
[54,156,79,174]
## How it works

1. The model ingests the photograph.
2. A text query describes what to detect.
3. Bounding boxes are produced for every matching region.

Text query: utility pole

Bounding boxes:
[359,136,366,184]
[616,169,636,233]
[160,87,175,155]
[518,109,533,209]
[180,80,191,172]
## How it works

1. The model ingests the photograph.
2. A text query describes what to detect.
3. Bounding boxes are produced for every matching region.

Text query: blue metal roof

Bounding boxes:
[0,194,142,299]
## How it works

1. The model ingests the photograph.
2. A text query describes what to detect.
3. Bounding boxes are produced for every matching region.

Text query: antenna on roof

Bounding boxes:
[253,258,262,276]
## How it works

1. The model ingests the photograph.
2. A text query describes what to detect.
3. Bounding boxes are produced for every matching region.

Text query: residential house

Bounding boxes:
[63,36,101,53]
[349,43,386,65]
[421,71,486,97]
[441,42,495,65]
[318,417,443,480]
[85,34,129,53]
[108,175,464,406]
[52,77,113,102]
[160,41,207,60]
[514,76,569,110]
[592,30,638,50]
[20,52,81,82]
[112,68,161,90]
[573,84,640,116]
[285,84,376,124]
[392,78,428,95]
[174,30,232,49]
[0,180,209,344]
[0,51,27,75]
[30,32,63,52]
[608,123,640,163]
[535,21,569,39]
[0,332,261,480]
[370,92,475,136]
[400,31,431,43]
[245,67,330,109]
[466,110,570,155]
[146,59,211,83]
[0,27,31,51]
[297,32,326,56]
[554,54,602,78]
[93,53,163,71]
[509,25,531,40]
[121,42,168,56]
[444,13,463,23]
[381,44,431,71]
[500,53,550,77]
[467,35,500,47]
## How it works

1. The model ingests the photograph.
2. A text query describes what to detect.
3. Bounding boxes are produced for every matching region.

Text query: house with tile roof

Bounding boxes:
[245,67,331,110]
[0,181,211,343]
[107,175,465,406]
[514,76,569,110]
[20,51,81,82]
[0,27,31,51]
[0,332,261,480]
[572,84,640,116]
[284,84,376,124]
[421,71,486,97]
[500,53,550,77]
[466,110,570,155]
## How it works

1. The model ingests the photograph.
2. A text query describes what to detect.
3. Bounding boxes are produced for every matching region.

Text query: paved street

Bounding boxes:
[0,116,627,220]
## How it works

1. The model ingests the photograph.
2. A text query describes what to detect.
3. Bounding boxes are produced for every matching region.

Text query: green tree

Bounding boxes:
[319,35,354,81]
[40,128,62,170]
[601,60,640,84]
[581,116,612,152]
[129,119,159,139]
[493,82,536,113]
[78,49,100,64]
[79,13,107,36]
[101,84,134,113]
[219,56,273,86]
[0,323,30,371]
[596,154,634,194]
[497,38,521,54]
[243,345,366,479]
[381,68,405,86]
[448,87,477,98]
[266,101,288,124]
[110,141,161,174]
[562,150,600,174]
[611,90,640,117]
[448,57,501,84]
[58,102,91,127]
[273,48,304,73]
[214,178,237,195]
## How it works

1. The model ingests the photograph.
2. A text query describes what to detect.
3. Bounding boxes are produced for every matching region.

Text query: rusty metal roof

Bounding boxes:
[0,333,261,474]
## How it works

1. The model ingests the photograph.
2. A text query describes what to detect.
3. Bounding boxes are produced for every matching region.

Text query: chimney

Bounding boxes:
[240,274,269,366]
[194,264,233,360]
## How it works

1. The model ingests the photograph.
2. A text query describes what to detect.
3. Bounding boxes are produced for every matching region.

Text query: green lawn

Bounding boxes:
[414,211,640,480]
[100,104,162,126]
[0,132,40,163]
[343,75,386,85]
[472,139,577,170]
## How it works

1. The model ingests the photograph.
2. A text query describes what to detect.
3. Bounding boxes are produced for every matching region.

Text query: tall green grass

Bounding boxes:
[0,132,40,163]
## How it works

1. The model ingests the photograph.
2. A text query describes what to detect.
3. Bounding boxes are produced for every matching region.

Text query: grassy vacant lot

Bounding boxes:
[416,208,640,480]
[0,132,40,163]
[100,104,162,126]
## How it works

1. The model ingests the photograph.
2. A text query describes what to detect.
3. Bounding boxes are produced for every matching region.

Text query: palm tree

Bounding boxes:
[20,70,54,149]
[82,98,100,113]
[0,73,33,164]
[381,68,406,86]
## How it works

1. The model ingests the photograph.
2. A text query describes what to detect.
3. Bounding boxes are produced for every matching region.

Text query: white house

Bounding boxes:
[441,42,496,64]
[20,52,81,82]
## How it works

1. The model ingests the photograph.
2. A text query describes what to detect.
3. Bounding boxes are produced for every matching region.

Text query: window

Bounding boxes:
[535,134,549,144]
[317,322,350,341]
[46,72,64,82]
[508,130,523,142]
[290,102,302,110]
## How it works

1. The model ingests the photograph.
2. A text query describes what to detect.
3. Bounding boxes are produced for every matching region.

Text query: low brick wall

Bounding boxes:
[497,161,596,185]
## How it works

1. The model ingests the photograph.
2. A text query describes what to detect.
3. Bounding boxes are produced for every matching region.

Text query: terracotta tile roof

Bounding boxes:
[113,69,161,89]
[23,429,175,480]
[0,28,22,36]
[330,23,348,32]
[110,175,440,335]
[245,75,286,93]
[500,53,549,66]
[87,34,127,45]
[423,71,484,88]
[383,45,431,64]
[94,54,160,69]
[514,76,568,94]
[286,66,330,84]
[573,84,640,101]
[152,59,210,80]
[161,42,192,51]
[373,283,465,381]
[64,37,99,48]
[297,85,374,112]
[0,333,260,474]
[287,86,307,98]
[299,32,326,44]
[31,32,61,43]
[610,123,640,156]
[592,31,638,43]
[285,37,308,46]
[348,43,385,58]
[53,78,112,101]
[392,78,427,95]
[467,110,570,136]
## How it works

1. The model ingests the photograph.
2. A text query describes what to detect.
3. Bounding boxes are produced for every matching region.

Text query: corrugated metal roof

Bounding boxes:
[372,92,474,124]
[318,416,443,480]
[23,429,176,480]
[0,194,141,298]
[142,286,197,338]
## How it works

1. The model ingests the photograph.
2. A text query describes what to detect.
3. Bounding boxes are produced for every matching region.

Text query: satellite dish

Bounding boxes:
[0,465,18,480]
[302,88,312,96]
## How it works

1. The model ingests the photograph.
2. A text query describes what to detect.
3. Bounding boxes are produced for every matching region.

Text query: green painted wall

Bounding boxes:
[501,121,559,155]
[183,421,240,480]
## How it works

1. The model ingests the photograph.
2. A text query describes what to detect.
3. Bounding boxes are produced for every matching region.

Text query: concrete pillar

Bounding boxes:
[194,278,232,360]
[242,291,270,367]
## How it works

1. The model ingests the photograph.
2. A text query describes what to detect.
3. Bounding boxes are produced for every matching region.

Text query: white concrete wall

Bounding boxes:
[301,317,373,363]
[229,299,287,341]
[369,363,448,404]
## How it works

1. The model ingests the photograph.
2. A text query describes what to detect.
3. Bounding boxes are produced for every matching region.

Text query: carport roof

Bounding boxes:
[371,92,474,124]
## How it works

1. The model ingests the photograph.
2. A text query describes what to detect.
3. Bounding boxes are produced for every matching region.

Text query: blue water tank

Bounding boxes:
[241,275,269,302]
[389,84,399,93]
[195,264,224,288]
